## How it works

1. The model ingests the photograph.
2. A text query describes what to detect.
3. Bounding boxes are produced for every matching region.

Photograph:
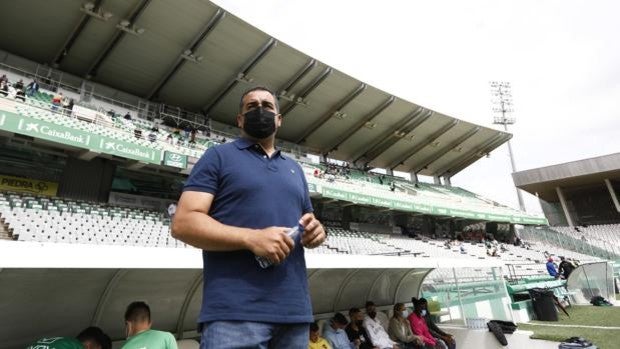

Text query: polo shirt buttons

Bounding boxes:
[263,155,267,159]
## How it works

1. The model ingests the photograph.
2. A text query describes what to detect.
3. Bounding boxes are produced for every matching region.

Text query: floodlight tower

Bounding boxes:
[490,81,526,212]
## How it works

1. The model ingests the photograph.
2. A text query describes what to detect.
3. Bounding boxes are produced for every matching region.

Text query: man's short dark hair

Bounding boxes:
[333,312,348,325]
[349,307,361,316]
[310,321,319,332]
[125,301,151,323]
[238,86,280,114]
[76,326,112,349]
[365,301,375,308]
[411,297,418,304]
[418,298,428,304]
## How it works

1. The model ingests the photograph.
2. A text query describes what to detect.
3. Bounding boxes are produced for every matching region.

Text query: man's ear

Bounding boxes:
[236,114,244,128]
[275,113,283,128]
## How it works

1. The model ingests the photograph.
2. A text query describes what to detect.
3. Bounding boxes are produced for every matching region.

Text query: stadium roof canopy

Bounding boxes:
[513,152,620,201]
[0,0,510,177]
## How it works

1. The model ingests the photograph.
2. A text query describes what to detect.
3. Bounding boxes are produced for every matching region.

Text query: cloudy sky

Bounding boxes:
[213,0,620,213]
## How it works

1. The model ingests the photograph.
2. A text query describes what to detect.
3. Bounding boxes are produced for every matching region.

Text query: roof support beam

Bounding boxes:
[437,133,509,177]
[410,126,481,173]
[146,9,225,100]
[277,59,316,98]
[91,269,127,326]
[84,0,152,78]
[294,83,366,143]
[387,120,459,170]
[175,271,203,339]
[353,107,430,163]
[52,0,104,65]
[326,96,395,153]
[280,67,333,117]
[202,38,277,114]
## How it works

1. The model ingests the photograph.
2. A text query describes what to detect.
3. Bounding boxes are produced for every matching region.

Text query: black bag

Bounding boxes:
[487,321,508,346]
[558,337,597,349]
[487,320,518,334]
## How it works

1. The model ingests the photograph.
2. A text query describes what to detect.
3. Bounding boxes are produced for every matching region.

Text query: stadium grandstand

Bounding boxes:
[0,1,616,348]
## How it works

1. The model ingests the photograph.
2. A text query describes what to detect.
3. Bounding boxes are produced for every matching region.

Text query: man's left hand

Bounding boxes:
[300,213,326,248]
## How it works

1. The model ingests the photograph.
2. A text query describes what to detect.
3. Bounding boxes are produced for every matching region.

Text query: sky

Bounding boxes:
[213,0,620,214]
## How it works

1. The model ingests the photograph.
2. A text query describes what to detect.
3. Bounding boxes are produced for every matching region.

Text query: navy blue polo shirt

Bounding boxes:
[183,137,314,324]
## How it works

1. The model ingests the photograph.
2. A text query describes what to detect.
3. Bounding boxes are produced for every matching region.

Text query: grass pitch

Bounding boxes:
[518,305,620,349]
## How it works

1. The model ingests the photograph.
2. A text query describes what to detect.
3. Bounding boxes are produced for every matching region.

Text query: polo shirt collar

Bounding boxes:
[234,138,285,159]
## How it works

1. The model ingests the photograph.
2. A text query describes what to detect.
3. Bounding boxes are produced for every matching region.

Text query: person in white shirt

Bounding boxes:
[365,301,389,331]
[364,301,399,349]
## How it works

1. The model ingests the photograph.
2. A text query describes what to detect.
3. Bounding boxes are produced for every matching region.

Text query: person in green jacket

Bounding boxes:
[121,301,177,349]
[26,337,84,349]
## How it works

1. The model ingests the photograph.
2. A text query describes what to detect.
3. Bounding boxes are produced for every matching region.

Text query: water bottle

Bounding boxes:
[255,224,303,268]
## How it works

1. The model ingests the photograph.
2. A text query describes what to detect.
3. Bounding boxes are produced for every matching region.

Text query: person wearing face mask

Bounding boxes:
[365,301,389,331]
[417,299,455,349]
[323,313,352,349]
[364,302,400,349]
[407,300,439,349]
[388,303,425,349]
[172,86,326,348]
[346,308,377,349]
[121,301,177,349]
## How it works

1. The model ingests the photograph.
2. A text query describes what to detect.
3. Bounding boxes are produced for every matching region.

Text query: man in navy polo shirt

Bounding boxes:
[172,86,326,348]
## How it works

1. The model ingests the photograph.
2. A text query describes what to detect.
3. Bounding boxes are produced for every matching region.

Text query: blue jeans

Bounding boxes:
[200,321,309,349]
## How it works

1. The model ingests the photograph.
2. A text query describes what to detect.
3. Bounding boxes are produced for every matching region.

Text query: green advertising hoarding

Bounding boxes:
[163,151,188,169]
[317,185,547,225]
[0,111,161,164]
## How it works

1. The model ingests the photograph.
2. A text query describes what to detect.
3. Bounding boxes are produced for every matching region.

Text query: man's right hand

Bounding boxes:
[246,226,295,264]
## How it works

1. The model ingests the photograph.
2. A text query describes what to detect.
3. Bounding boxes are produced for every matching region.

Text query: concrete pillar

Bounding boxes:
[410,172,418,184]
[604,179,620,213]
[433,176,441,185]
[443,176,452,187]
[555,186,574,227]
[385,168,394,176]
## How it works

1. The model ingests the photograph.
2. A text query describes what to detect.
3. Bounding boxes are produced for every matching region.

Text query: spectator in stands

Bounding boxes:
[388,303,424,348]
[15,87,26,102]
[418,299,455,349]
[323,313,352,349]
[172,86,326,348]
[546,257,558,278]
[14,79,24,91]
[407,300,440,349]
[26,79,39,97]
[364,301,399,349]
[558,256,576,279]
[365,301,389,330]
[51,92,63,112]
[62,96,72,116]
[148,131,157,143]
[166,133,173,144]
[0,80,8,97]
[346,307,375,349]
[310,321,333,349]
[190,128,197,144]
[77,326,112,349]
[134,128,143,139]
[124,112,132,120]
[389,182,396,192]
[121,301,177,349]
[0,74,7,84]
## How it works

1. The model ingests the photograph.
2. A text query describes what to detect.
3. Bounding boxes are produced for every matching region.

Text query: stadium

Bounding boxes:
[0,1,617,348]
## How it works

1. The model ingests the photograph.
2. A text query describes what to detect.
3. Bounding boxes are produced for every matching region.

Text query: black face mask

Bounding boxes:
[243,107,276,139]
[368,311,377,319]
